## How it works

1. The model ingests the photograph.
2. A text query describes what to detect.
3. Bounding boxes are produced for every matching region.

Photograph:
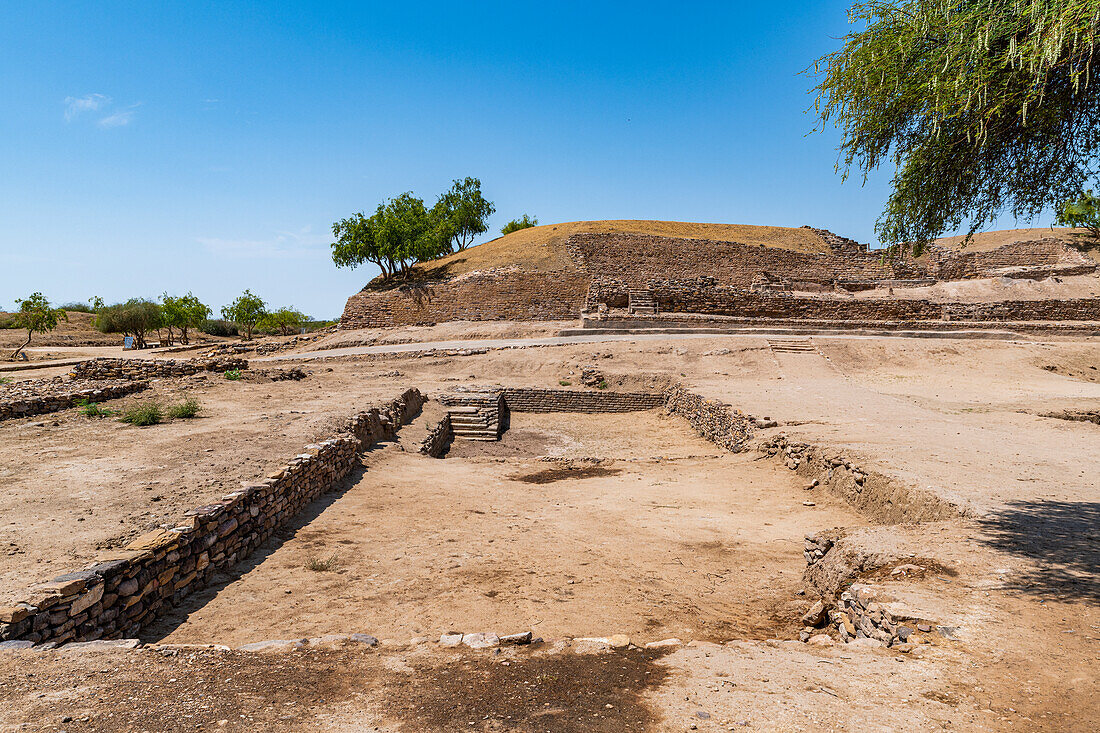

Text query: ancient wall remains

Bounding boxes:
[501,387,666,413]
[927,238,1096,280]
[340,271,590,329]
[0,379,149,422]
[664,385,756,453]
[71,357,249,381]
[0,389,424,646]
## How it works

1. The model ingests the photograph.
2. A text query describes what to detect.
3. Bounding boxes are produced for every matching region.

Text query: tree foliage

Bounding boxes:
[1055,189,1100,244]
[332,178,497,278]
[95,299,163,349]
[161,292,211,345]
[221,290,267,340]
[258,306,309,336]
[812,0,1100,253]
[501,214,538,235]
[8,293,67,360]
[432,177,496,251]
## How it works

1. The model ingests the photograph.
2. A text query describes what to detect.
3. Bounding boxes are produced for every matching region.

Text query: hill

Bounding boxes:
[407,220,837,280]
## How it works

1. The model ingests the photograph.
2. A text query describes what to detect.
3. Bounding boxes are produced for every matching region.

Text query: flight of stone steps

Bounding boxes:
[446,405,500,441]
[767,338,817,354]
[628,289,657,315]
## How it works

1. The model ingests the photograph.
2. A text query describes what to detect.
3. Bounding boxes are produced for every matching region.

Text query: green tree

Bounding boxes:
[1055,190,1100,246]
[331,192,451,279]
[812,1,1100,254]
[432,177,496,252]
[258,306,308,336]
[501,214,538,236]
[94,299,163,349]
[8,293,67,360]
[161,292,211,345]
[221,290,267,340]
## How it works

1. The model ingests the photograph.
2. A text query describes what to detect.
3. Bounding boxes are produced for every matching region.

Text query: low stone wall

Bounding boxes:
[419,414,453,457]
[71,357,249,381]
[831,583,937,646]
[927,238,1096,280]
[664,385,756,452]
[0,389,424,646]
[758,435,958,524]
[0,379,149,422]
[340,270,590,329]
[501,387,666,413]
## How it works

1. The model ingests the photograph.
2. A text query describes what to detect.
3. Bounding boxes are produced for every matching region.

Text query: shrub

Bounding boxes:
[306,553,340,572]
[596,380,609,390]
[559,379,572,386]
[223,369,242,381]
[0,376,11,385]
[199,319,238,337]
[76,398,112,418]
[94,299,162,349]
[168,397,201,419]
[119,400,163,426]
[60,302,95,313]
[501,214,538,236]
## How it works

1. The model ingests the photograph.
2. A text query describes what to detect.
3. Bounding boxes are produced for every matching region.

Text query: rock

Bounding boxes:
[237,639,306,652]
[917,623,932,633]
[350,634,379,646]
[608,634,630,648]
[849,637,884,648]
[644,638,682,649]
[0,640,34,650]
[890,563,925,576]
[461,632,500,649]
[807,634,834,646]
[500,631,533,646]
[438,633,463,647]
[801,601,826,626]
[802,501,816,507]
[62,639,140,650]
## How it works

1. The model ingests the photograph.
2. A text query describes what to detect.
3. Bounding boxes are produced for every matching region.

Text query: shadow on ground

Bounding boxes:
[976,500,1100,602]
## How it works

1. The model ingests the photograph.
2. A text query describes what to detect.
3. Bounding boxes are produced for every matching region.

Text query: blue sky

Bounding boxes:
[0,1,1042,318]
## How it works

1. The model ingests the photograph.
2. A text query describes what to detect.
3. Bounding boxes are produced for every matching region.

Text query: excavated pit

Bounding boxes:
[141,408,870,647]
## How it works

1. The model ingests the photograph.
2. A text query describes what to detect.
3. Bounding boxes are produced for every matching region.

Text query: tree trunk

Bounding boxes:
[9,331,32,360]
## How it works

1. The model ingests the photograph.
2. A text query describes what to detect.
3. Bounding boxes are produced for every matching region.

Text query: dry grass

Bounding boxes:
[403,220,835,279]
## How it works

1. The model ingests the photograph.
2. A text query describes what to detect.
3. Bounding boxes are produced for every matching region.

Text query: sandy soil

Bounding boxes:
[145,410,865,646]
[2,329,1098,730]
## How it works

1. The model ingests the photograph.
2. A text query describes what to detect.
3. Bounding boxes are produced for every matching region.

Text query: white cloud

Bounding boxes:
[64,93,110,121]
[198,228,330,259]
[97,105,139,128]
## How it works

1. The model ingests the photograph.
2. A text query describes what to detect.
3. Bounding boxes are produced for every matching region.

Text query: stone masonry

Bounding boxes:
[71,357,249,381]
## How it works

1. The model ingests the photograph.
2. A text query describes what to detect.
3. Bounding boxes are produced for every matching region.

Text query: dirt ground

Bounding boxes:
[1,326,1098,730]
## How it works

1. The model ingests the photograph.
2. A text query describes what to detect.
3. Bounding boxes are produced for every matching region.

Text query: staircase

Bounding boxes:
[767,338,817,354]
[628,289,657,315]
[446,405,500,441]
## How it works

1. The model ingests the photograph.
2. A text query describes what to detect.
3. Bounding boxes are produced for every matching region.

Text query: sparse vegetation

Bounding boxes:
[200,319,238,337]
[1056,190,1100,248]
[258,307,309,336]
[167,397,201,419]
[224,369,242,381]
[94,299,163,349]
[161,292,211,345]
[119,400,163,426]
[8,293,68,361]
[432,177,496,252]
[596,380,609,390]
[221,290,267,341]
[501,214,538,236]
[306,553,340,572]
[76,399,112,418]
[559,379,572,386]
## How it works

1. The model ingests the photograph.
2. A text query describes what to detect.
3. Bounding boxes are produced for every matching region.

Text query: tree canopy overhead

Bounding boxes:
[812,0,1100,253]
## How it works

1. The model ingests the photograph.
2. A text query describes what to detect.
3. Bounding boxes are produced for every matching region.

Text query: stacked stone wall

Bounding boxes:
[0,379,149,422]
[502,387,666,413]
[927,239,1096,280]
[71,357,249,381]
[590,279,1100,322]
[0,389,424,646]
[663,385,756,452]
[419,415,453,457]
[340,271,589,329]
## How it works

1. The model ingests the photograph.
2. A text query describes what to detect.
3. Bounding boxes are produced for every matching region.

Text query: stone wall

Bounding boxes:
[589,279,1100,322]
[927,238,1096,280]
[565,232,921,288]
[0,389,424,646]
[0,379,149,422]
[419,414,452,457]
[71,357,249,381]
[340,270,590,329]
[664,385,756,453]
[501,387,666,413]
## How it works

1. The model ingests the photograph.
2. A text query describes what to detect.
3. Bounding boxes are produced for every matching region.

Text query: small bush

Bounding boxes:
[223,369,242,381]
[0,376,11,385]
[306,553,340,572]
[76,398,112,418]
[200,319,238,337]
[0,314,18,329]
[120,400,163,426]
[168,397,201,419]
[60,302,95,313]
[559,379,572,386]
[596,380,609,390]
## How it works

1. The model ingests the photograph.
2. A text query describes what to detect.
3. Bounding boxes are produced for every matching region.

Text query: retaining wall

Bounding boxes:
[71,357,249,381]
[501,387,666,413]
[0,380,149,422]
[663,385,756,452]
[0,389,424,646]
